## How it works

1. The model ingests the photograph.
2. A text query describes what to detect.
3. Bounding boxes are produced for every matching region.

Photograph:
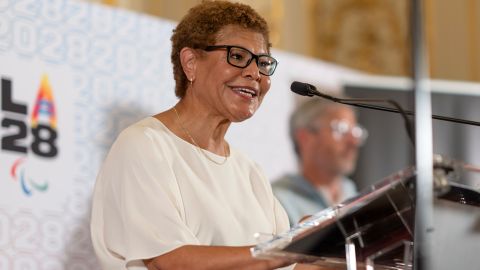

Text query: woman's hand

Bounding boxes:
[294,264,335,270]
[144,245,294,270]
[299,215,312,223]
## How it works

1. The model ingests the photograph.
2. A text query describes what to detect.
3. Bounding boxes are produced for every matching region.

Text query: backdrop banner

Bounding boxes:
[0,1,176,268]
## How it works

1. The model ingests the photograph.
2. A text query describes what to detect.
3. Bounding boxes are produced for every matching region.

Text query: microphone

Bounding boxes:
[290,81,480,147]
[291,81,416,147]
[290,81,316,97]
[291,81,341,101]
[290,81,480,127]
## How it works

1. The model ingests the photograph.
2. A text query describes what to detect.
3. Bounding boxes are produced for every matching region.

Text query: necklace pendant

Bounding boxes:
[173,106,229,165]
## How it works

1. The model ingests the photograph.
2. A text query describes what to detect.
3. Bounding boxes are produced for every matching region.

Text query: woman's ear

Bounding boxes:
[180,47,197,81]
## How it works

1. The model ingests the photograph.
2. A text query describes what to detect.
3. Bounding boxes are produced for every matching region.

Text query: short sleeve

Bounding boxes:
[273,196,291,233]
[247,164,293,270]
[91,126,200,269]
[249,162,291,235]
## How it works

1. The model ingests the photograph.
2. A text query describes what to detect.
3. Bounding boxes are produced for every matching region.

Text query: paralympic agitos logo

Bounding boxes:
[1,75,58,196]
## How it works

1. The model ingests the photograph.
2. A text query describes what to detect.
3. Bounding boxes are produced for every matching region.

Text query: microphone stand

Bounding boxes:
[291,82,480,149]
[302,90,416,147]
[411,0,434,269]
[291,82,480,127]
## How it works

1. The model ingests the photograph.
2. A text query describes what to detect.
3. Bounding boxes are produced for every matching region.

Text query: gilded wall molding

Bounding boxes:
[312,0,410,76]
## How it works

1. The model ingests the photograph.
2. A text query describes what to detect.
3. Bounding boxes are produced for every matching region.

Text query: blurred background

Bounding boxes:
[86,0,480,83]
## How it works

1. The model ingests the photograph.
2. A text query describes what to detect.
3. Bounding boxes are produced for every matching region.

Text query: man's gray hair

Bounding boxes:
[289,97,354,157]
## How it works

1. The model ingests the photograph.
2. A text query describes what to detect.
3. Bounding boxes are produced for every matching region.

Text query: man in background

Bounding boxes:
[272,97,368,225]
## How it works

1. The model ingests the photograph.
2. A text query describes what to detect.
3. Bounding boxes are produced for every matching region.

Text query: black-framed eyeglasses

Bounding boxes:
[203,45,278,76]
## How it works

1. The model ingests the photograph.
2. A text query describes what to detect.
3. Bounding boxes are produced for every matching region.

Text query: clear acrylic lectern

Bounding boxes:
[252,156,480,270]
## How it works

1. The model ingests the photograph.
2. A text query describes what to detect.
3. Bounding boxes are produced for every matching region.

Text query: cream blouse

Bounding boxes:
[90,117,291,269]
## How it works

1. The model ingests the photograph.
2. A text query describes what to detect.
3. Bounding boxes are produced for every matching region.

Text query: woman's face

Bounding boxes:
[193,25,272,122]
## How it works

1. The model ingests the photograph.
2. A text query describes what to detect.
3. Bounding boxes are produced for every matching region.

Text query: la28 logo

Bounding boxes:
[1,77,58,158]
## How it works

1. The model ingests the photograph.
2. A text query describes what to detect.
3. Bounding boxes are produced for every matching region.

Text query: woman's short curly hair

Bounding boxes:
[171,0,271,98]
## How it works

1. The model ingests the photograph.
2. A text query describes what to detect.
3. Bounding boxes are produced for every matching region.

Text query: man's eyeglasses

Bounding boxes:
[203,45,278,76]
[330,120,368,145]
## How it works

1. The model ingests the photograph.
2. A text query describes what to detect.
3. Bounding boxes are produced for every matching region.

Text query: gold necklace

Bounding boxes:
[173,107,229,165]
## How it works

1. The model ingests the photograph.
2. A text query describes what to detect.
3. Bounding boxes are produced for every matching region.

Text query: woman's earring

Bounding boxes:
[189,78,194,86]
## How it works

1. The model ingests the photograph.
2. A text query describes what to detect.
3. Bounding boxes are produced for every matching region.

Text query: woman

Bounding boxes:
[91,1,296,269]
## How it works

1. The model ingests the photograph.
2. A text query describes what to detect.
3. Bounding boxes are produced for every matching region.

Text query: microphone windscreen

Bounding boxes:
[290,81,315,96]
